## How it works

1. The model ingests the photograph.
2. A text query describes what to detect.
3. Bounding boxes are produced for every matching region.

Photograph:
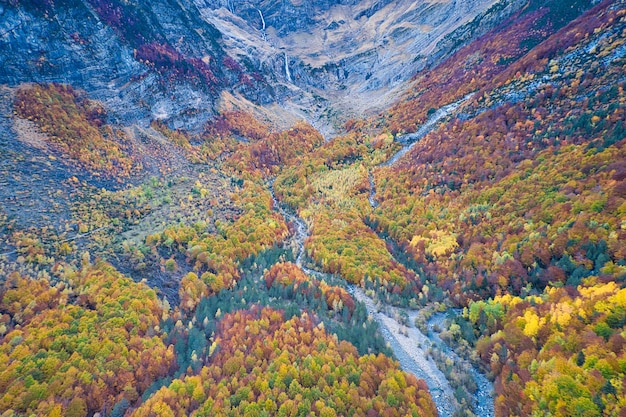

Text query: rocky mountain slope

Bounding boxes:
[195,0,526,121]
[0,0,272,129]
[1,0,524,132]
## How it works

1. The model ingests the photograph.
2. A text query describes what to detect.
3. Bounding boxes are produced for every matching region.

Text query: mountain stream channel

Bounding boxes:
[269,94,494,417]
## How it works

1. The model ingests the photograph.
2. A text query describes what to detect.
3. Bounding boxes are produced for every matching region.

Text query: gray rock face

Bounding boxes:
[195,0,526,126]
[198,0,371,36]
[0,0,525,131]
[0,0,267,130]
[0,3,140,91]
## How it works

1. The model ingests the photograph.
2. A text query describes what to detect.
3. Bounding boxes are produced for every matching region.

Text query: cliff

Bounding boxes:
[0,0,526,130]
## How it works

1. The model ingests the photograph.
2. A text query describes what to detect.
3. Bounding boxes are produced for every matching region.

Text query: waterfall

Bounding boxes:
[257,9,266,31]
[257,8,268,42]
[284,53,292,82]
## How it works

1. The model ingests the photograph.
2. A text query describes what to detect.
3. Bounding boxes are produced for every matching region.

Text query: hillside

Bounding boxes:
[1,0,625,416]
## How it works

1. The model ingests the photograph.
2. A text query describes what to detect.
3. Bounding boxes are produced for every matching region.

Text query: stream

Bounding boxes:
[350,288,495,417]
[383,93,474,167]
[269,181,320,278]
[368,94,474,208]
[424,312,495,417]
[349,286,457,417]
[268,93,495,416]
[368,171,378,208]
[269,182,494,416]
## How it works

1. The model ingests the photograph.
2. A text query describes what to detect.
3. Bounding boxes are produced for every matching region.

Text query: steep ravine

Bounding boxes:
[384,93,475,167]
[368,94,474,206]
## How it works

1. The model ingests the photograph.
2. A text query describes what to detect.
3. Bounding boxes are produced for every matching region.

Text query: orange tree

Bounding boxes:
[14,83,136,178]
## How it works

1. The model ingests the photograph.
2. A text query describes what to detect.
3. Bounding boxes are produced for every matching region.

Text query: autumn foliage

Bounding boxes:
[466,281,626,416]
[271,131,420,296]
[383,0,602,136]
[371,1,626,304]
[146,180,289,311]
[363,2,626,415]
[14,83,136,177]
[228,121,326,177]
[2,0,624,416]
[0,261,174,416]
[135,43,218,86]
[133,306,437,417]
[206,111,270,143]
[264,262,356,314]
[86,0,223,88]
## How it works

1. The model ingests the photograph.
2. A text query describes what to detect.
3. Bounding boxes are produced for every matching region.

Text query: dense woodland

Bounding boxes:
[0,261,174,416]
[135,306,436,417]
[376,2,626,415]
[1,0,626,416]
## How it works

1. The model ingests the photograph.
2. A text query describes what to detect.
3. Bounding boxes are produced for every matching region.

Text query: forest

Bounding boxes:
[1,0,625,416]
